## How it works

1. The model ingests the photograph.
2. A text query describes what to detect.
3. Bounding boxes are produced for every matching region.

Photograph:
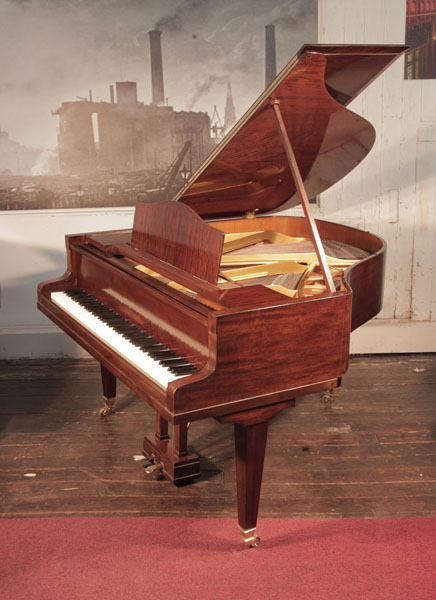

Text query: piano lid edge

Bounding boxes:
[173,44,406,221]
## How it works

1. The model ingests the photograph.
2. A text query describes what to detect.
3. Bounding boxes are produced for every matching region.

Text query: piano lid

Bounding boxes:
[174,44,407,219]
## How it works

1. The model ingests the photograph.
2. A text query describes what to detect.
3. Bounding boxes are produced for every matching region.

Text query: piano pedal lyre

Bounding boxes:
[142,417,200,485]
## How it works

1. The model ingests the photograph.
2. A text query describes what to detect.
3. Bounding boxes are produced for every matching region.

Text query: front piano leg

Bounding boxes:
[99,365,117,416]
[143,417,200,484]
[218,398,295,547]
[234,421,268,547]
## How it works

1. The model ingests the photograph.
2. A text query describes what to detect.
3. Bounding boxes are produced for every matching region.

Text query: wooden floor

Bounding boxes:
[1,355,435,520]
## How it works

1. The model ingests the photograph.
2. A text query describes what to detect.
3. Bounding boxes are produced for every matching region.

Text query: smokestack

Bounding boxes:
[265,25,277,88]
[109,85,115,104]
[149,29,165,105]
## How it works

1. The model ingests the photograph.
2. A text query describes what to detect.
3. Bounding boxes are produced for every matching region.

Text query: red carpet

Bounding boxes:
[1,516,435,600]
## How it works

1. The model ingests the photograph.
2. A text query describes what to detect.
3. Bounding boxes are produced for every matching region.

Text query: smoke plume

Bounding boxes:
[186,74,228,110]
[155,0,211,31]
[1,0,317,149]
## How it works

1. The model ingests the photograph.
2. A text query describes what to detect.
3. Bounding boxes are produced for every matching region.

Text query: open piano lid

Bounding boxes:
[174,44,407,219]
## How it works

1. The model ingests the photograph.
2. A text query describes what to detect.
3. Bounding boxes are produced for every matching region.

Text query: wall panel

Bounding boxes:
[315,0,436,351]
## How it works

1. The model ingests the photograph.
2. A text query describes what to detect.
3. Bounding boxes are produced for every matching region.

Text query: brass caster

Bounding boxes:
[99,397,116,417]
[240,527,260,548]
[320,390,335,404]
[142,457,155,468]
[248,536,260,548]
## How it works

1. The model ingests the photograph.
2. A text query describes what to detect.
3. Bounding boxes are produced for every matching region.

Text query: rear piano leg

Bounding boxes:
[99,365,117,416]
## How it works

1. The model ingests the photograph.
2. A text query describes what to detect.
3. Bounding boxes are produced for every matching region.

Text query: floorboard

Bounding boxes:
[1,355,435,519]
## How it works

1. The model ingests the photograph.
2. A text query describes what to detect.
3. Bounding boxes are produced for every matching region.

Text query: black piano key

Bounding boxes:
[172,366,198,375]
[66,289,198,376]
[151,350,180,359]
[159,357,191,366]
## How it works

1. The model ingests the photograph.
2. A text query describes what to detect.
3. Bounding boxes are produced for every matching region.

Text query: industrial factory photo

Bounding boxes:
[0,0,317,210]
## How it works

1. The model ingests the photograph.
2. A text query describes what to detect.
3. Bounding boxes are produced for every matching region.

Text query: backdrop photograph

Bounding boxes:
[0,0,317,210]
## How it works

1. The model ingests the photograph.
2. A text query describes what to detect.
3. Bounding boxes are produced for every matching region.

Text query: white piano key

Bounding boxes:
[51,291,185,389]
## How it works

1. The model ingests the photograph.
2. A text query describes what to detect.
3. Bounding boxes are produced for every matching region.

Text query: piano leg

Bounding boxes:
[234,421,268,547]
[218,398,295,547]
[143,419,200,484]
[99,364,117,417]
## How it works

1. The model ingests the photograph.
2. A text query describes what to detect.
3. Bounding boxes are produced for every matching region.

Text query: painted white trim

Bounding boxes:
[0,327,89,359]
[350,320,436,354]
[0,325,58,335]
[1,206,136,217]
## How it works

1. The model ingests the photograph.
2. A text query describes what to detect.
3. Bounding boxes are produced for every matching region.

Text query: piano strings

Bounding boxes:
[134,230,368,300]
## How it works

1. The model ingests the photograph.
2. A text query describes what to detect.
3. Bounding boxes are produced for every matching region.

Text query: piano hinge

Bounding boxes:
[245,209,259,219]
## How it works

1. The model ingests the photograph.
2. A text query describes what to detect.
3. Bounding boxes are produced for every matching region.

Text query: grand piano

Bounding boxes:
[38,44,406,546]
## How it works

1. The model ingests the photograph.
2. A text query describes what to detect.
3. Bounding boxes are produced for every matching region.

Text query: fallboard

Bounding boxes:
[72,245,210,366]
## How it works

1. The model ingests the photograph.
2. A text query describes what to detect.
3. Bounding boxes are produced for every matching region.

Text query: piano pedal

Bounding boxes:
[320,389,337,404]
[99,396,116,417]
[144,462,165,480]
[142,457,155,468]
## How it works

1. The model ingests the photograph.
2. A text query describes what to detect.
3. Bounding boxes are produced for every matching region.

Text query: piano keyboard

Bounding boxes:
[51,290,198,388]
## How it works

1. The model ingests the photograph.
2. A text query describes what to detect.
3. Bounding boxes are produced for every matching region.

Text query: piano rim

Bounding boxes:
[37,214,385,423]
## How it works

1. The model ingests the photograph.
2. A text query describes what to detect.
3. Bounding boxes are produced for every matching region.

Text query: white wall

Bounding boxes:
[315,0,436,353]
[1,0,435,358]
[0,209,134,358]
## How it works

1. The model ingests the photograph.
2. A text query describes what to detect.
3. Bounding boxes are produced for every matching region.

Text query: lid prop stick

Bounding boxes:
[270,99,336,293]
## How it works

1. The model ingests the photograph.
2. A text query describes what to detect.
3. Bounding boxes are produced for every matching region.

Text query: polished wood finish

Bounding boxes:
[218,400,295,543]
[234,422,268,544]
[170,291,351,418]
[300,45,408,106]
[270,100,335,292]
[143,412,200,485]
[174,46,406,218]
[210,215,386,332]
[36,45,406,543]
[132,201,224,284]
[155,414,170,442]
[142,424,200,485]
[100,365,117,416]
[87,240,223,305]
